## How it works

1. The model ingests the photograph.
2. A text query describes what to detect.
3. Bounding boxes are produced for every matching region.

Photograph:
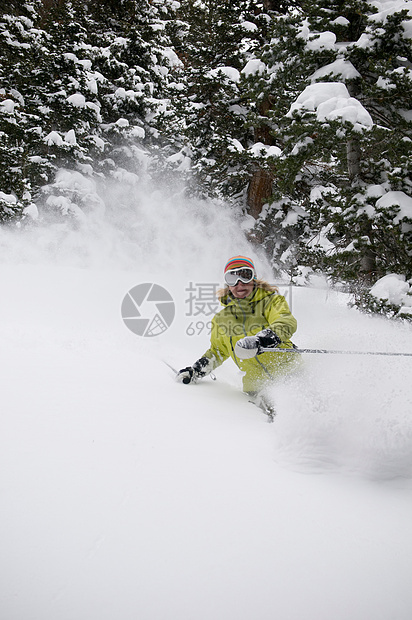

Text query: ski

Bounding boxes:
[248,394,276,423]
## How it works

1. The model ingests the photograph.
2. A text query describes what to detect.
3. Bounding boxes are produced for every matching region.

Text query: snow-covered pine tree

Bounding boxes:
[242,0,412,288]
[0,1,55,221]
[0,0,178,221]
[161,0,264,200]
[227,1,343,275]
[328,3,412,286]
[289,1,412,287]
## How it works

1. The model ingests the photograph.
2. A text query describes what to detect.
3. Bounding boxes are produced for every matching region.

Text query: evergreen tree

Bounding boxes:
[0,0,177,221]
[1,0,411,318]
[298,2,412,285]
[160,0,264,199]
[240,0,412,285]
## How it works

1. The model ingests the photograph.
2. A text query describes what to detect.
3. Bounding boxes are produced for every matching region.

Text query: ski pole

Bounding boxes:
[259,347,412,357]
[163,359,192,385]
[162,359,216,380]
[163,359,179,374]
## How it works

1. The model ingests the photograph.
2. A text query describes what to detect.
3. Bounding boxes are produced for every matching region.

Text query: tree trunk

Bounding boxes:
[347,138,376,280]
[360,247,376,279]
[345,107,376,280]
[246,96,273,219]
[246,168,273,219]
[346,138,361,182]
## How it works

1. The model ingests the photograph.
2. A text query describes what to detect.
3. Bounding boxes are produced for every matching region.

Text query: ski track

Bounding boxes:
[1,222,412,619]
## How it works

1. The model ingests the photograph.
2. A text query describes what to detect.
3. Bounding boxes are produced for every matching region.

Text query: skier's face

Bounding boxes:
[229,280,255,299]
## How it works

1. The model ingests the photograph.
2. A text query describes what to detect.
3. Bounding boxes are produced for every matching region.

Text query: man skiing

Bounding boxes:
[176,256,300,400]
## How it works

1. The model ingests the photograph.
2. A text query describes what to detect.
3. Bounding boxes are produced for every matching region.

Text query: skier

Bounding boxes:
[176,256,300,408]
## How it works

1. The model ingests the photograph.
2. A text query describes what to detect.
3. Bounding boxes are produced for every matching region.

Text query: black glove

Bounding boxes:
[176,357,212,384]
[192,356,212,377]
[256,329,281,351]
[176,366,196,384]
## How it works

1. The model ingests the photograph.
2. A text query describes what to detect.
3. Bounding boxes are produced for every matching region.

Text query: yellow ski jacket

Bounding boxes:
[201,286,299,392]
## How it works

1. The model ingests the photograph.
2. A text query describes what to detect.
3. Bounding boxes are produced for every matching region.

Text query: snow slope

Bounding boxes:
[1,190,412,620]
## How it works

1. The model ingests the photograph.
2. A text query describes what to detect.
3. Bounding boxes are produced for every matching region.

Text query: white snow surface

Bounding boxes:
[306,31,337,51]
[0,98,18,114]
[0,191,17,204]
[370,273,412,307]
[310,59,361,82]
[44,131,64,146]
[248,141,282,157]
[1,182,412,620]
[240,20,258,32]
[67,93,87,108]
[288,82,373,128]
[376,189,412,223]
[206,66,241,83]
[368,0,412,38]
[241,59,266,76]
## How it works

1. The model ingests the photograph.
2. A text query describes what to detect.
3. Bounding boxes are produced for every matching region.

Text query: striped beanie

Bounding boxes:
[224,255,255,273]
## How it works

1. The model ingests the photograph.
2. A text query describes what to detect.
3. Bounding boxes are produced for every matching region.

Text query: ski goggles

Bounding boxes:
[224,267,255,286]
